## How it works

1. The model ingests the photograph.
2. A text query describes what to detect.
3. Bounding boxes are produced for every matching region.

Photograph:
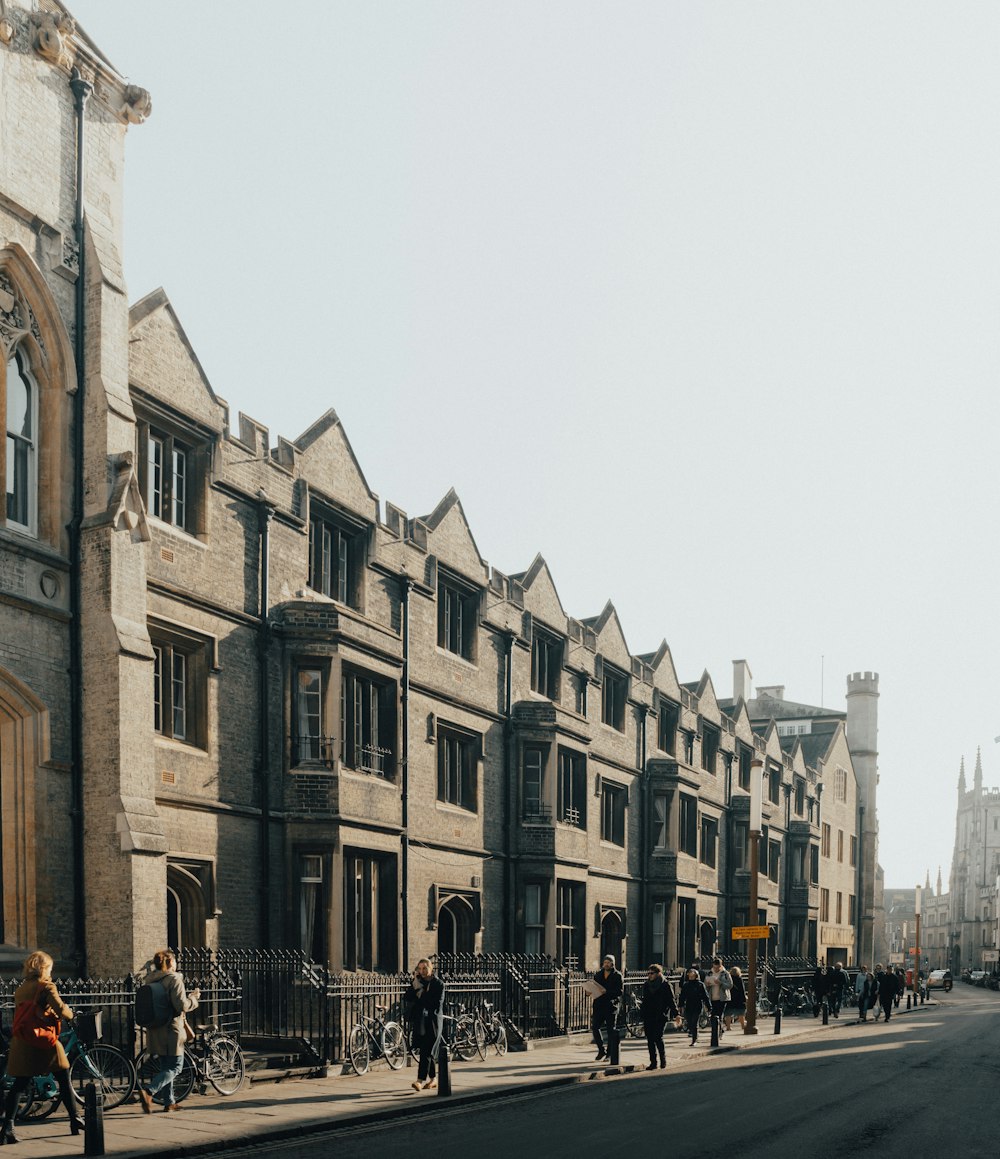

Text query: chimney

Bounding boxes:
[757,685,785,701]
[732,659,753,704]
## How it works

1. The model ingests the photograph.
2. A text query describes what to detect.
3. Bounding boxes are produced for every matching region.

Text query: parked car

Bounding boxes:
[927,969,952,991]
[969,970,987,986]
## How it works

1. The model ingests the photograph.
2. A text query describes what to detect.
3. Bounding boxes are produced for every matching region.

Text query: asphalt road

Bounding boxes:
[210,986,994,1159]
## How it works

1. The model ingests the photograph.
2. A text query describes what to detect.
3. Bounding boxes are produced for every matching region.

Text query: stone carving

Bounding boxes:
[107,451,150,544]
[0,271,46,363]
[62,236,80,276]
[121,84,152,124]
[31,10,75,68]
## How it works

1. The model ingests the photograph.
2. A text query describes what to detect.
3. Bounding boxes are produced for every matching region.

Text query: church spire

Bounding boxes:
[925,869,931,894]
[959,756,967,793]
[975,746,983,792]
[937,866,942,896]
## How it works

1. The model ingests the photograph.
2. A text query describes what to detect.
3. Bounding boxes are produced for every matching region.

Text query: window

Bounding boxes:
[555,881,585,966]
[809,844,819,884]
[821,823,831,858]
[344,848,398,972]
[524,883,545,955]
[834,767,847,802]
[651,901,667,962]
[794,778,805,816]
[438,574,479,661]
[848,895,856,924]
[574,673,587,716]
[437,725,479,811]
[658,699,679,754]
[791,844,805,883]
[340,666,395,778]
[737,746,752,791]
[151,626,208,748]
[309,508,365,606]
[768,765,781,805]
[683,731,695,764]
[601,664,628,731]
[137,418,203,533]
[531,629,562,700]
[850,835,857,867]
[759,826,769,875]
[5,348,35,533]
[701,724,719,774]
[652,794,668,851]
[293,667,330,764]
[699,816,718,868]
[600,781,626,846]
[733,819,748,870]
[522,745,549,820]
[820,888,830,923]
[768,839,780,884]
[557,748,586,828]
[299,853,326,962]
[837,829,844,863]
[677,897,696,966]
[836,892,843,924]
[679,793,698,856]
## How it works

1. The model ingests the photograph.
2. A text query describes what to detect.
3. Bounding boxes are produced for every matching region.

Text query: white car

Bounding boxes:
[927,969,952,991]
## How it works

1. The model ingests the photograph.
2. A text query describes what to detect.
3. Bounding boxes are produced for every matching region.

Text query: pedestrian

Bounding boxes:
[705,957,732,1034]
[135,949,201,1113]
[678,967,711,1045]
[855,965,871,1021]
[872,964,886,1021]
[894,967,905,1006]
[811,961,832,1017]
[830,963,849,1018]
[1,950,83,1145]
[726,966,747,1030]
[878,966,898,1022]
[407,959,444,1091]
[640,964,677,1069]
[591,954,624,1065]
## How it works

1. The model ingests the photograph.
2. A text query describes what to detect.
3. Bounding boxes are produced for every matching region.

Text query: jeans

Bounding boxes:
[591,1005,620,1064]
[146,1054,184,1106]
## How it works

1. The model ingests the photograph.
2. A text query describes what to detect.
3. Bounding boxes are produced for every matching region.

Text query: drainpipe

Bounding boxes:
[400,578,412,968]
[502,631,514,950]
[256,495,274,945]
[68,66,91,971]
[857,803,865,965]
[638,705,647,965]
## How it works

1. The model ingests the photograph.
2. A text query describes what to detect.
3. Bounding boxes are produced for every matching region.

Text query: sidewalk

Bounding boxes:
[6,999,938,1159]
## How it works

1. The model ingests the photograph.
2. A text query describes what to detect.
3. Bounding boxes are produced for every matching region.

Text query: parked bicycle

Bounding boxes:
[620,992,644,1039]
[405,1004,485,1062]
[136,1021,245,1102]
[471,1001,508,1056]
[0,1008,135,1120]
[347,1003,407,1075]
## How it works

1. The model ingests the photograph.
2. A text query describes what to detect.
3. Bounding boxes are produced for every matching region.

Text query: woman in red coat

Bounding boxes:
[1,950,82,1145]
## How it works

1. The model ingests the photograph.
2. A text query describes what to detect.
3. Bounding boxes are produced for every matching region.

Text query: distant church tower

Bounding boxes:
[846,672,881,966]
[948,748,1000,972]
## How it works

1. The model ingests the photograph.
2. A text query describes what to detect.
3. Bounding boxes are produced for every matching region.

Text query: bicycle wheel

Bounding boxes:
[492,1019,508,1057]
[472,1016,487,1061]
[698,1010,710,1030]
[348,1024,370,1075]
[16,1075,59,1121]
[135,1049,196,1105]
[207,1036,245,1095]
[381,1022,406,1070]
[626,1007,644,1038]
[451,1016,478,1060]
[71,1044,135,1110]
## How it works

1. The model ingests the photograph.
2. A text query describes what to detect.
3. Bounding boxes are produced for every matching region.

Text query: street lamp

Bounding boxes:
[745,758,764,1035]
[913,885,921,1001]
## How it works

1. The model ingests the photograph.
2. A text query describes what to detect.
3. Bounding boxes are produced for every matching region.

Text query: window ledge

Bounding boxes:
[154,736,208,756]
[435,646,478,670]
[290,763,337,776]
[435,801,478,817]
[600,840,626,850]
[341,767,396,788]
[147,516,208,549]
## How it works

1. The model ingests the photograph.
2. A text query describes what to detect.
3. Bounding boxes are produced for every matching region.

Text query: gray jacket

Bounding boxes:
[144,969,199,1058]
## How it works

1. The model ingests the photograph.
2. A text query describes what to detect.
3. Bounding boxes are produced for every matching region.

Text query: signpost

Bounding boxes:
[732,925,771,941]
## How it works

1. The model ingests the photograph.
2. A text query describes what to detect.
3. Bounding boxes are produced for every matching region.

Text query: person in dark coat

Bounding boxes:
[678,967,712,1045]
[407,958,445,1091]
[136,949,201,1112]
[725,966,748,1030]
[811,962,832,1017]
[1,950,82,1145]
[858,969,878,1022]
[830,964,849,1017]
[872,965,889,1022]
[640,964,677,1069]
[877,966,898,1022]
[591,954,624,1065]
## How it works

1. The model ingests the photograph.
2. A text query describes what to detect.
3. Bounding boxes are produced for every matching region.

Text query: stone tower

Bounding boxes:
[846,671,880,966]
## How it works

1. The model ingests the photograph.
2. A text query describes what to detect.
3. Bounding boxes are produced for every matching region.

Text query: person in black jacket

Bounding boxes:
[830,964,849,1018]
[640,964,678,1069]
[811,962,832,1017]
[678,967,712,1045]
[407,959,444,1091]
[876,965,898,1022]
[591,955,624,1065]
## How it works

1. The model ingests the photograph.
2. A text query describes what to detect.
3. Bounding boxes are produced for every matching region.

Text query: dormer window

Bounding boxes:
[5,347,36,534]
[437,572,479,661]
[135,406,209,537]
[601,663,628,731]
[308,505,366,607]
[531,628,562,700]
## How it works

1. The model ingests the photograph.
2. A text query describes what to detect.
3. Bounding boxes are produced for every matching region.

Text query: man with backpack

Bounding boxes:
[135,950,200,1112]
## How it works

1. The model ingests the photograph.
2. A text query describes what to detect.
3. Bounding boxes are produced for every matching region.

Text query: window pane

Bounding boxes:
[6,354,30,436]
[152,644,163,733]
[172,446,187,527]
[147,435,163,518]
[171,651,187,739]
[297,669,322,759]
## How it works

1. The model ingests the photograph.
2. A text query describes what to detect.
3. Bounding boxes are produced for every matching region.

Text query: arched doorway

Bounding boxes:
[437,895,476,955]
[699,919,716,960]
[166,862,209,950]
[600,910,624,969]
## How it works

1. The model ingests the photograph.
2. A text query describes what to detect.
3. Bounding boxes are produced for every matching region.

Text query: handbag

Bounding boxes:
[12,996,60,1048]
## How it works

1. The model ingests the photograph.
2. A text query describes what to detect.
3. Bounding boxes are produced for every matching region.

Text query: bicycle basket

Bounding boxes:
[75,1010,103,1044]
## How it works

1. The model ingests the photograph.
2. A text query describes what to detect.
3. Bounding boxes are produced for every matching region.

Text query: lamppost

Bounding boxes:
[913,885,921,1001]
[745,758,764,1035]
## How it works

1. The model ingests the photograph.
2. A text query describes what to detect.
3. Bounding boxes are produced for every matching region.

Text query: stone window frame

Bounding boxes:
[530,625,563,701]
[133,393,213,540]
[699,813,719,868]
[600,661,628,732]
[599,777,627,847]
[307,495,369,610]
[435,720,481,813]
[678,792,698,857]
[556,746,587,829]
[523,880,547,955]
[657,697,679,755]
[149,618,214,751]
[4,346,38,535]
[290,658,335,768]
[339,662,396,780]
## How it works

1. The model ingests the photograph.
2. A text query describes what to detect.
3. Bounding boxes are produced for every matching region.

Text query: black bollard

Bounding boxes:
[773,1003,782,1034]
[710,1014,719,1048]
[906,993,911,1009]
[920,988,925,1005]
[436,1044,451,1097]
[822,999,829,1025]
[84,1081,104,1157]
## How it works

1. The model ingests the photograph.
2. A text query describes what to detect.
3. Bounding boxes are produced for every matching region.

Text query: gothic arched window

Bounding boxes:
[5,346,37,534]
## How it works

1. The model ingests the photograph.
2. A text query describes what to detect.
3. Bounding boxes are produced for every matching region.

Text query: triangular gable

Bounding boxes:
[646,641,682,701]
[423,489,488,583]
[129,289,224,430]
[587,602,630,670]
[517,555,568,633]
[695,670,722,723]
[294,410,378,524]
[726,699,755,745]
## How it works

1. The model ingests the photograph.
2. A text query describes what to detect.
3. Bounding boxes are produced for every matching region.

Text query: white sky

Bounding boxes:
[66,0,1000,892]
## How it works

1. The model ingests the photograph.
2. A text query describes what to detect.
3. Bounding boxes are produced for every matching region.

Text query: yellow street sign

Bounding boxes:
[732,925,771,940]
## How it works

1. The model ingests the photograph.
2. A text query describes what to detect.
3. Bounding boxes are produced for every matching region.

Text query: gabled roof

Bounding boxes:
[582,601,630,666]
[129,288,221,406]
[512,555,569,629]
[293,409,378,508]
[422,488,488,575]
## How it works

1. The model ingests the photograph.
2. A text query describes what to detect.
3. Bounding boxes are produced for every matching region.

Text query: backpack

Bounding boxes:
[135,979,173,1028]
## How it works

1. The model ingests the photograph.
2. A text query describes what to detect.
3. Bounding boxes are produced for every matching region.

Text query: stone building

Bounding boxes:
[0,2,875,976]
[946,751,1000,973]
